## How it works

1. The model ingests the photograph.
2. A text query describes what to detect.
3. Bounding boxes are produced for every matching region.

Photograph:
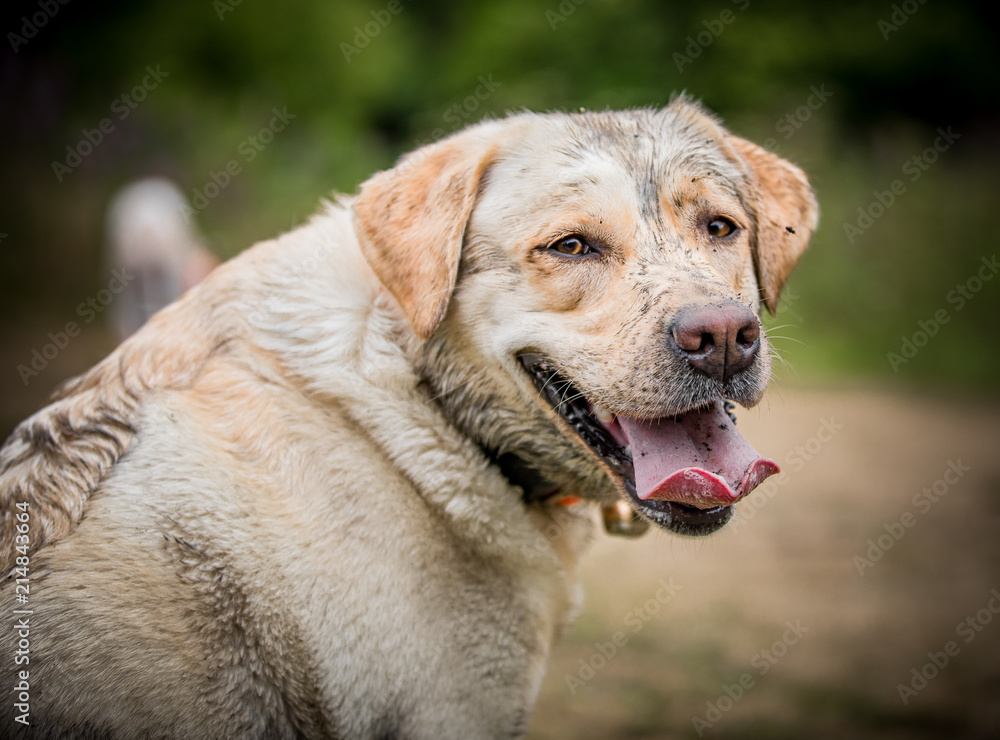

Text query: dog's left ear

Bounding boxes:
[353,125,502,340]
[727,137,818,315]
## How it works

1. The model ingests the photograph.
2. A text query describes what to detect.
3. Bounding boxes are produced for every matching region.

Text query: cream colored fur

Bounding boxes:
[0,99,816,738]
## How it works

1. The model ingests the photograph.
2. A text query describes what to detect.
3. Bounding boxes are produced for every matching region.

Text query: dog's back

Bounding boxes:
[1,103,815,738]
[2,206,576,738]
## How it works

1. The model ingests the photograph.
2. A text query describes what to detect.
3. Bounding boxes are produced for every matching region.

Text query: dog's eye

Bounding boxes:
[550,235,593,256]
[707,217,738,239]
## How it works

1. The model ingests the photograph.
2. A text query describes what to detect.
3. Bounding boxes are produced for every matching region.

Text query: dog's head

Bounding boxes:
[353,99,817,536]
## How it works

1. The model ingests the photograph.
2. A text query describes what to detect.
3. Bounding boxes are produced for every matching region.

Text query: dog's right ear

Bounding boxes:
[726,136,818,315]
[353,125,502,341]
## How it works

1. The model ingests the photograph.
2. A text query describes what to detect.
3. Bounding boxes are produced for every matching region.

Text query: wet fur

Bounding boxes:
[0,99,815,738]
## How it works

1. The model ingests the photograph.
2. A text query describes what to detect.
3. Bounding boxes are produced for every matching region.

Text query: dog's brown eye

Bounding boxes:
[707,217,738,238]
[550,235,592,256]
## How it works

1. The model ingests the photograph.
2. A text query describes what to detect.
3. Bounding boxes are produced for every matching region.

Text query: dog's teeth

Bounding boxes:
[624,445,631,457]
[593,405,615,425]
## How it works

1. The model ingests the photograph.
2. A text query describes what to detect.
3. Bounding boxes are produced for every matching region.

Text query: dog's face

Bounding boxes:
[354,101,817,536]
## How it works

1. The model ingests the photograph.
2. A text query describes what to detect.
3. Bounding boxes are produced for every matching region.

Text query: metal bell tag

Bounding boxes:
[602,500,650,537]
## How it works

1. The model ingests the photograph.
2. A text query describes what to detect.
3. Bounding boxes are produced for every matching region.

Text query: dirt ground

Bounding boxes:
[2,333,999,738]
[528,385,1000,739]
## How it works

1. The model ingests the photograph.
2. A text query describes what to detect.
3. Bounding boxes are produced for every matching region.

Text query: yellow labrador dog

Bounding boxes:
[0,99,816,738]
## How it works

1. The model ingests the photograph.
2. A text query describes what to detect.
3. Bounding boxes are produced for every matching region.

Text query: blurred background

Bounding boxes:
[1,0,998,737]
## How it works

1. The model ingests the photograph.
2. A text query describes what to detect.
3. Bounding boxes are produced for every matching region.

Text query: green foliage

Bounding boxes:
[1,0,996,389]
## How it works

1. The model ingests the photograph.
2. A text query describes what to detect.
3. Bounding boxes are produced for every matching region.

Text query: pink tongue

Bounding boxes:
[617,404,779,509]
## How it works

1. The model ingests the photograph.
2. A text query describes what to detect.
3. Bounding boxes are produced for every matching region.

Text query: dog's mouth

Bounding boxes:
[519,354,779,536]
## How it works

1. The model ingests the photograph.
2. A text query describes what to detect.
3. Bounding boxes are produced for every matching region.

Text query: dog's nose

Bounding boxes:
[669,302,761,382]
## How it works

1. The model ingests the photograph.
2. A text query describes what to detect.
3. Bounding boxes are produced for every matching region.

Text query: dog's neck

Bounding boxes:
[483,449,561,505]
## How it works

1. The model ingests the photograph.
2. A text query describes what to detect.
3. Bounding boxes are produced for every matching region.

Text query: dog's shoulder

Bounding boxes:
[0,296,231,574]
[0,210,365,576]
[0,353,141,573]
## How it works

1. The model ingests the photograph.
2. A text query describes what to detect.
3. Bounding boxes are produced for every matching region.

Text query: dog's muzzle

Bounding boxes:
[519,354,779,536]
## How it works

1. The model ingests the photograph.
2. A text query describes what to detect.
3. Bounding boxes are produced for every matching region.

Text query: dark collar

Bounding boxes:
[484,449,561,504]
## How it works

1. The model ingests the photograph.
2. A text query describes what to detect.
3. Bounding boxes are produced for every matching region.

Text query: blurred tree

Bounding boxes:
[0,0,997,403]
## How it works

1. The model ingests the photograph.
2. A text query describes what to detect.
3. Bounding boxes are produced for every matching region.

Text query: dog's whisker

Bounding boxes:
[769,339,806,348]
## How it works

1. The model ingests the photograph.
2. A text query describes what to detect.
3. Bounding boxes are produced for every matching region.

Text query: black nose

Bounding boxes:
[669,302,761,382]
